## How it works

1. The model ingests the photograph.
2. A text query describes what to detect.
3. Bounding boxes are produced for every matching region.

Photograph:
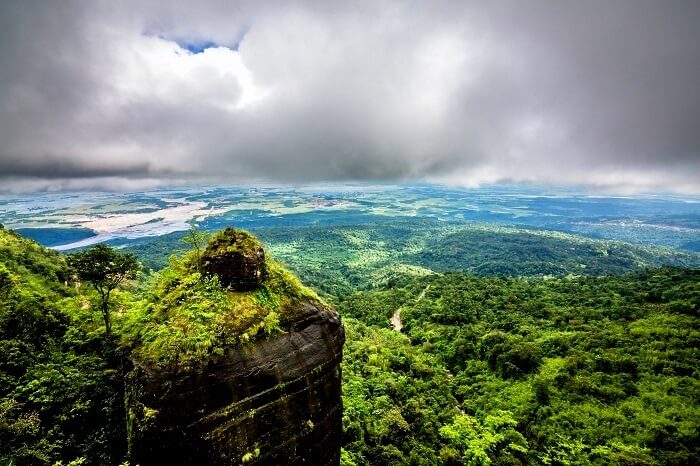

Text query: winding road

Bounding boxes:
[391,284,430,332]
[390,308,403,332]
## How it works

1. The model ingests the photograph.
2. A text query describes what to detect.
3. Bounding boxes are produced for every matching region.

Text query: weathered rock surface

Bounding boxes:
[126,302,344,465]
[201,228,266,290]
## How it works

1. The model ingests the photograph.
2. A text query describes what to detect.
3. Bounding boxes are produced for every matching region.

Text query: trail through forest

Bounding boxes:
[391,284,430,332]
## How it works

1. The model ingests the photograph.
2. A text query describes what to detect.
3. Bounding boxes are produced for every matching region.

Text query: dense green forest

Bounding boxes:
[0,226,322,465]
[338,269,699,465]
[0,227,127,464]
[1,224,699,465]
[124,219,700,298]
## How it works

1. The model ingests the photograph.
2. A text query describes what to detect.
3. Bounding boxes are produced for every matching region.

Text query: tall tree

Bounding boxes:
[68,244,138,334]
[182,224,210,273]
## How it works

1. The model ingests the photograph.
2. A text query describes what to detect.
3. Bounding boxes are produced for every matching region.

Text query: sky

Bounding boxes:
[0,0,698,194]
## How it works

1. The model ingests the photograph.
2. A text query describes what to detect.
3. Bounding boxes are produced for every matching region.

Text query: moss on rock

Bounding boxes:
[202,228,266,290]
[123,227,345,465]
[121,228,323,367]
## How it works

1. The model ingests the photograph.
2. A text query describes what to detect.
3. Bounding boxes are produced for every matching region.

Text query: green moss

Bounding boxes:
[121,230,322,367]
[204,228,264,257]
[241,447,260,463]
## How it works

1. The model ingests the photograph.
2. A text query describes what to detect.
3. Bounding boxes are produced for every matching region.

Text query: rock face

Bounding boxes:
[126,228,345,465]
[126,306,345,466]
[201,228,266,290]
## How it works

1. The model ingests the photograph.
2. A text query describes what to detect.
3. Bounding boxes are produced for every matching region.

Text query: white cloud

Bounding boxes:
[109,35,268,111]
[0,1,698,193]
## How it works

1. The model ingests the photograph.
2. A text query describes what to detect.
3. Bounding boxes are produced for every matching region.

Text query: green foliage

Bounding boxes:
[339,267,700,464]
[182,223,210,272]
[413,228,698,276]
[3,223,700,466]
[205,227,264,256]
[0,229,127,465]
[67,245,139,334]
[439,411,527,465]
[341,319,459,465]
[67,245,139,290]
[125,220,700,300]
[121,239,320,366]
[0,227,69,296]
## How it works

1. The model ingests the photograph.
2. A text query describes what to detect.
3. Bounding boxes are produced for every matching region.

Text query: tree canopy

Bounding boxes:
[67,245,138,334]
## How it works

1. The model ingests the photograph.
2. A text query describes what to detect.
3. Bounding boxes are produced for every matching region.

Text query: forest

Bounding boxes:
[123,219,700,298]
[0,223,698,465]
[338,269,699,465]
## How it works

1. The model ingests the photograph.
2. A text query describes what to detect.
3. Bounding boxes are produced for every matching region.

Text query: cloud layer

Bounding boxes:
[1,0,698,193]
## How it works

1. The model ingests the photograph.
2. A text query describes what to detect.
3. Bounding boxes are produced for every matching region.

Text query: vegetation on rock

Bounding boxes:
[0,226,326,464]
[122,254,320,366]
[201,227,267,290]
[121,228,321,367]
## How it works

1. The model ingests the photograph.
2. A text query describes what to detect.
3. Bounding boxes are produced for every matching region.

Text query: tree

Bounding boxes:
[182,224,210,272]
[439,411,527,465]
[0,264,14,298]
[67,245,138,334]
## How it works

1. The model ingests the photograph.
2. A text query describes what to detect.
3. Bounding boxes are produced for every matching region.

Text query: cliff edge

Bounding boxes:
[124,228,345,465]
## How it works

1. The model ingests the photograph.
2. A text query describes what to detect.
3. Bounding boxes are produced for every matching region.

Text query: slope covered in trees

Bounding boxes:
[338,268,700,465]
[1,225,698,465]
[0,226,127,464]
[0,227,339,465]
[124,220,700,299]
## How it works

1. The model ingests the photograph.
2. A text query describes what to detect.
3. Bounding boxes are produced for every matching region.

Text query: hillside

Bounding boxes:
[0,227,345,465]
[338,268,700,464]
[2,224,699,465]
[0,226,127,464]
[123,219,700,298]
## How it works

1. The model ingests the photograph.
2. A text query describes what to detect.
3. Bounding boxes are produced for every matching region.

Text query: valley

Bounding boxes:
[3,185,699,252]
[1,184,699,465]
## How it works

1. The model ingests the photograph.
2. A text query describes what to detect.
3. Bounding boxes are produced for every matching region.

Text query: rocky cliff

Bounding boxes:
[125,229,345,465]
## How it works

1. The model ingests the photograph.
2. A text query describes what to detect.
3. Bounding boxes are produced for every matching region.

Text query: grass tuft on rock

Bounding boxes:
[204,227,265,256]
[121,229,322,367]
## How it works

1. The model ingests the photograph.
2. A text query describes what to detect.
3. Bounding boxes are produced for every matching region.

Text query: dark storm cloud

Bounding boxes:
[0,0,698,193]
[0,156,154,179]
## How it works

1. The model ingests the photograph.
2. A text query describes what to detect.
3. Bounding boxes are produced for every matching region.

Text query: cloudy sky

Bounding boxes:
[0,0,698,193]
